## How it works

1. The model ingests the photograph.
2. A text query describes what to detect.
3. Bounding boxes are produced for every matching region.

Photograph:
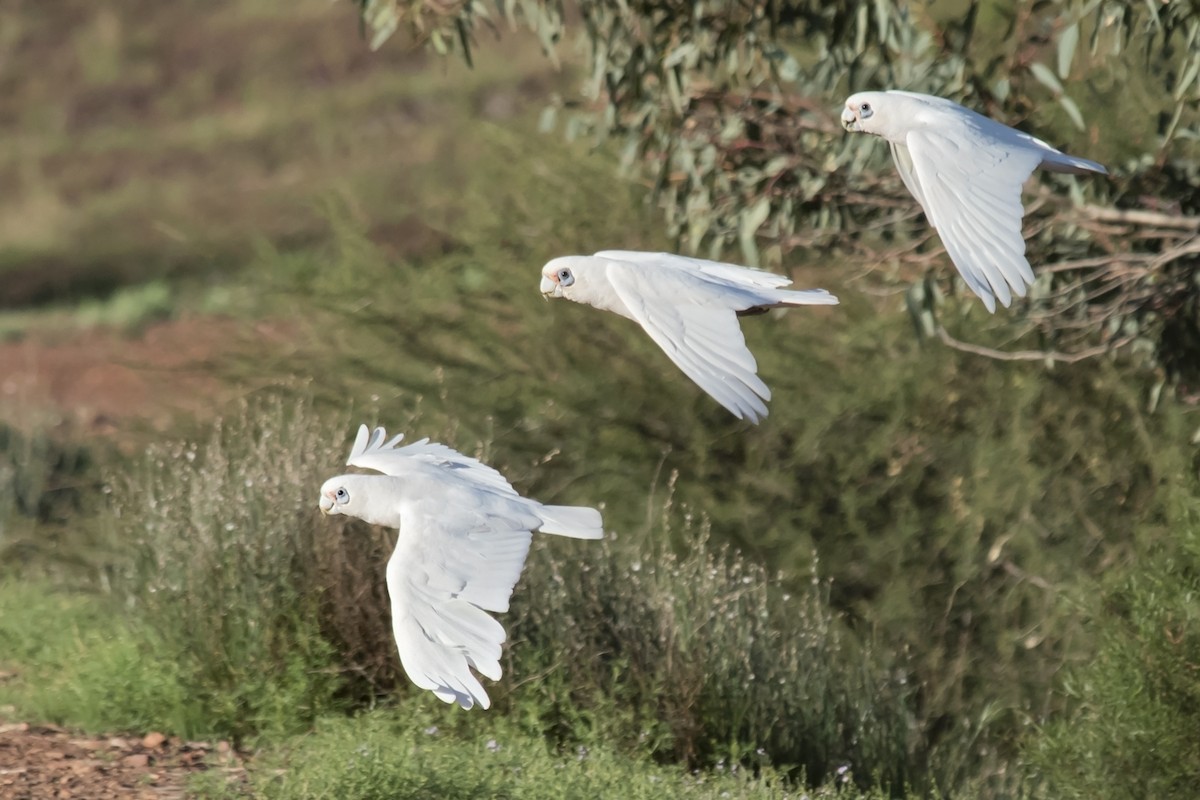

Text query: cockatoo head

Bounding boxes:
[318,474,392,527]
[841,92,886,134]
[539,257,581,299]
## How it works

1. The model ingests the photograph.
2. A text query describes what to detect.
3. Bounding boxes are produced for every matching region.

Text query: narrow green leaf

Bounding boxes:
[430,29,448,55]
[764,156,793,177]
[1059,94,1085,130]
[1175,53,1200,101]
[1030,62,1064,94]
[738,198,771,266]
[777,55,799,83]
[992,78,1011,103]
[1057,23,1079,79]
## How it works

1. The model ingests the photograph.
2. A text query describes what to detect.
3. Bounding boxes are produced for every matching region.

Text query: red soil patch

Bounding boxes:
[0,316,294,440]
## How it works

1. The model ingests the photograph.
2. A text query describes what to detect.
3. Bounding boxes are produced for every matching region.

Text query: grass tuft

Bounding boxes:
[196,702,903,800]
[0,584,189,733]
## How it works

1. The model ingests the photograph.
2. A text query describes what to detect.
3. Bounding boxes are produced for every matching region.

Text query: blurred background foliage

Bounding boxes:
[357,0,1200,391]
[0,1,1198,798]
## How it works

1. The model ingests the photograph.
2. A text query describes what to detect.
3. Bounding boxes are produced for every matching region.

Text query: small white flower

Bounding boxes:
[486,739,501,753]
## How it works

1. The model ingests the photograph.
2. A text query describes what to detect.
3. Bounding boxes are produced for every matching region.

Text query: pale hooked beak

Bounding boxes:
[540,274,561,298]
[318,493,335,515]
[841,105,860,132]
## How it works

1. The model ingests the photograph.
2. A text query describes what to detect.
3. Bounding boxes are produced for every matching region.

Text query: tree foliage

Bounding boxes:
[353,0,1200,389]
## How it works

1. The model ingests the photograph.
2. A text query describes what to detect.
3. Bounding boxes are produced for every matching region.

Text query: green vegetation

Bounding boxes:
[119,396,349,740]
[0,583,191,734]
[1028,490,1200,800]
[0,418,100,578]
[1,2,1198,799]
[197,705,883,800]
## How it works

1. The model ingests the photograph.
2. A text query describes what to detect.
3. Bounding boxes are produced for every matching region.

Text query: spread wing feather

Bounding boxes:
[386,494,539,710]
[348,425,518,497]
[903,127,1043,312]
[605,264,772,422]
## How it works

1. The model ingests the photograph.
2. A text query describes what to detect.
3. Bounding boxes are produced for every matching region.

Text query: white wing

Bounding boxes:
[347,425,518,498]
[891,92,1108,176]
[901,127,1043,312]
[595,250,794,290]
[604,263,772,422]
[386,484,543,710]
[889,141,930,213]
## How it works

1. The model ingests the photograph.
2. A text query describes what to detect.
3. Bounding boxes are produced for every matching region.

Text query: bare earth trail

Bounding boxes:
[0,715,244,800]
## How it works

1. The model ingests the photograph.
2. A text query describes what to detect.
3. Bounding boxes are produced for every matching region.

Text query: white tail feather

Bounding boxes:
[537,505,604,539]
[1040,151,1108,176]
[770,287,840,307]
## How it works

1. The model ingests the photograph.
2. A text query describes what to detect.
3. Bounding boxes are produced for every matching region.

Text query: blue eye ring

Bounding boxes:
[335,487,349,504]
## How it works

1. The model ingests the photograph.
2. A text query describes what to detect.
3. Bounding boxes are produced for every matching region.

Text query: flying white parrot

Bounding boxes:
[540,250,839,423]
[841,90,1107,312]
[318,424,603,710]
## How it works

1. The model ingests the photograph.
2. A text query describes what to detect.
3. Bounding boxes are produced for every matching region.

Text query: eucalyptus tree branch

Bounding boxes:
[935,327,1134,364]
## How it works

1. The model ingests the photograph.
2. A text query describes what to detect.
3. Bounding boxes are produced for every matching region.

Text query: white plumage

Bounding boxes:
[318,424,603,710]
[540,249,839,423]
[841,90,1107,312]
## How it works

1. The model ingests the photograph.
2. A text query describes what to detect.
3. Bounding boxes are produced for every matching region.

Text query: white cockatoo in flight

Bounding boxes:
[540,250,838,423]
[319,424,603,710]
[841,90,1107,312]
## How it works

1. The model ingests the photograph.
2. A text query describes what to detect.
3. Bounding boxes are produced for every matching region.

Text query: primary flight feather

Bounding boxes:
[318,424,603,710]
[841,90,1107,312]
[540,250,838,423]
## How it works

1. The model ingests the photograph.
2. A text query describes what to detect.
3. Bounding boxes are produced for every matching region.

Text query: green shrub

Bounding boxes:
[0,419,98,579]
[74,279,174,332]
[1026,489,1200,799]
[505,517,915,791]
[115,393,355,740]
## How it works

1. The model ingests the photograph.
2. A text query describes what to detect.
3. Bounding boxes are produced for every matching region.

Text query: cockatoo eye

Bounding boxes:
[557,268,574,287]
[335,487,349,505]
[859,101,872,118]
